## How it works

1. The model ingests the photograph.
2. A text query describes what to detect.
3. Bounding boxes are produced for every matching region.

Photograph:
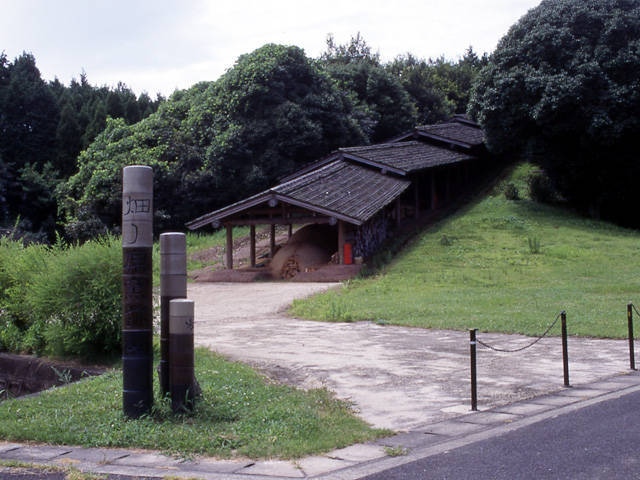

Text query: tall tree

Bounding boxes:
[469,0,640,226]
[194,43,367,205]
[321,34,417,142]
[0,52,59,236]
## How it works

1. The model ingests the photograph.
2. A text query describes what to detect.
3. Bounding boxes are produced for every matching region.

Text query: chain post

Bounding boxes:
[561,311,570,387]
[628,303,636,370]
[470,329,478,411]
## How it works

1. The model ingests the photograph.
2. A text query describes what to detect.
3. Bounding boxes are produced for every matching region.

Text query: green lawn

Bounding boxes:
[0,348,385,459]
[291,163,640,339]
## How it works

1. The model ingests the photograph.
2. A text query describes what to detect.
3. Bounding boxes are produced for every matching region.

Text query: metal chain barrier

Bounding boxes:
[469,311,570,410]
[476,312,563,353]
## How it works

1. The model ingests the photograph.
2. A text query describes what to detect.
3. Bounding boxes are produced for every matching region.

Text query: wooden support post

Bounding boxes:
[338,220,345,265]
[225,224,233,269]
[414,182,420,219]
[250,225,256,267]
[270,224,276,258]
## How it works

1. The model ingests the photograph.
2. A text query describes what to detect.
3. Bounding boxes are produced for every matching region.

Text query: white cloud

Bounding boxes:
[0,0,541,96]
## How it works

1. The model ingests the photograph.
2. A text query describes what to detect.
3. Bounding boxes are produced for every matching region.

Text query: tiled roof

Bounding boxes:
[415,122,485,147]
[275,160,410,224]
[340,141,475,175]
[186,160,410,228]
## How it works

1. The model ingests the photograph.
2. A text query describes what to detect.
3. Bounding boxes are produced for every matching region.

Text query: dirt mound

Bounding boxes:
[270,224,338,279]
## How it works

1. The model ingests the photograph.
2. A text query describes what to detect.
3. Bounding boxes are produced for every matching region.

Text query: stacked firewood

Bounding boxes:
[280,256,301,279]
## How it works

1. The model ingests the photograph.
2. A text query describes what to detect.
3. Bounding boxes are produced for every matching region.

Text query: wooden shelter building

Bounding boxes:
[186,116,488,272]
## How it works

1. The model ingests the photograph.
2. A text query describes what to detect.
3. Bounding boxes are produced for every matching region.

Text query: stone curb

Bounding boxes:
[1,370,638,479]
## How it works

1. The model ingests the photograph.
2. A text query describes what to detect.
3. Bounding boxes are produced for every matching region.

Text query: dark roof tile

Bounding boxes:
[415,122,485,147]
[341,141,475,174]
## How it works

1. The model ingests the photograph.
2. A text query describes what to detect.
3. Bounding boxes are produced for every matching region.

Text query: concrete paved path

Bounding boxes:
[189,282,633,431]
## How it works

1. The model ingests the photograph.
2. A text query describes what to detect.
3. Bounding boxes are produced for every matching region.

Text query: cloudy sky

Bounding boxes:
[2,0,541,97]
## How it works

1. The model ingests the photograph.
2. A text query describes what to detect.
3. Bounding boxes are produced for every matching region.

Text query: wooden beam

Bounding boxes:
[223,216,335,226]
[225,224,233,269]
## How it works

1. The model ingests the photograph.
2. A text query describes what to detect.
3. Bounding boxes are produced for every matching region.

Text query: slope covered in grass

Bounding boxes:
[291,164,640,338]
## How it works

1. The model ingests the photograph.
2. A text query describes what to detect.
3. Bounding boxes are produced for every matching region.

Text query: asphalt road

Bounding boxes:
[362,389,640,479]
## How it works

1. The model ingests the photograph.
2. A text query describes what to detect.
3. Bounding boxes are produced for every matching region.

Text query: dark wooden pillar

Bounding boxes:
[249,224,256,267]
[338,220,345,264]
[225,224,233,269]
[270,224,276,259]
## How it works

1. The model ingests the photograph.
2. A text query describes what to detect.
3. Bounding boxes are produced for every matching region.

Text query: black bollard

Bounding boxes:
[122,165,154,418]
[159,233,187,396]
[169,299,195,413]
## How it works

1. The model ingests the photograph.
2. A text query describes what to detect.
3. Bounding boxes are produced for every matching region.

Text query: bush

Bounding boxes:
[503,183,520,201]
[527,171,561,204]
[0,235,122,359]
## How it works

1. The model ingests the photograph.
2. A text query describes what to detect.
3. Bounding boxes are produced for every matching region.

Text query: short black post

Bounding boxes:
[160,233,187,396]
[561,311,570,387]
[169,299,195,413]
[470,328,478,411]
[628,303,636,370]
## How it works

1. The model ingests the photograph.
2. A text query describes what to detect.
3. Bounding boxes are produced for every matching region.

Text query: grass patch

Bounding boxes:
[290,163,640,339]
[184,228,249,271]
[0,461,103,480]
[0,348,385,459]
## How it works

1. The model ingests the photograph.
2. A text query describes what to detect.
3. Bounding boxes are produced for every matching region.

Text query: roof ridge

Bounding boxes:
[340,141,422,153]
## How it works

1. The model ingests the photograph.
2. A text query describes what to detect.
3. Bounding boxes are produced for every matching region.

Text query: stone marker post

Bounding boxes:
[169,299,195,412]
[122,165,154,418]
[159,232,187,396]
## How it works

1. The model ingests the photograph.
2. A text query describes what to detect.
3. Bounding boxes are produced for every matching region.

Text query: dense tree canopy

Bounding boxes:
[469,0,640,226]
[0,52,163,240]
[388,47,488,125]
[321,33,418,142]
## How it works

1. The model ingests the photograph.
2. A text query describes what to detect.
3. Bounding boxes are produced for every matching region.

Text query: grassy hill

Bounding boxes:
[290,163,640,339]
